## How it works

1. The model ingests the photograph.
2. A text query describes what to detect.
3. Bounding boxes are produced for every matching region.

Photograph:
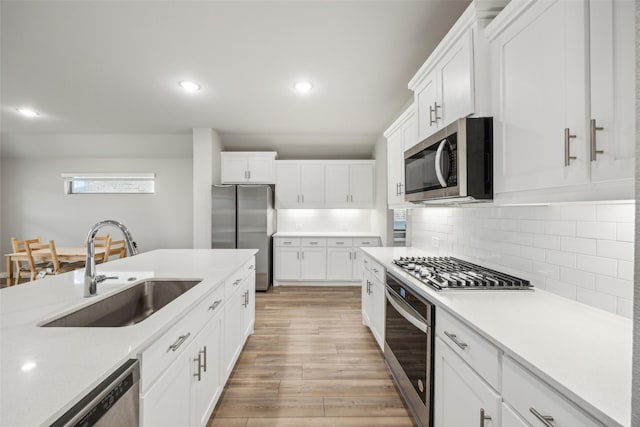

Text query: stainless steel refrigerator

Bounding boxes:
[211,185,274,291]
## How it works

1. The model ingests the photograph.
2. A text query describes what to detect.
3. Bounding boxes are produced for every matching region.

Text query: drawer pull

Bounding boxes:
[248,265,254,270]
[310,242,318,245]
[283,242,292,245]
[234,279,241,286]
[208,299,222,311]
[480,408,491,426]
[336,242,345,245]
[444,331,468,350]
[372,268,379,273]
[194,354,202,381]
[167,332,191,352]
[200,346,207,372]
[362,242,370,245]
[529,407,554,426]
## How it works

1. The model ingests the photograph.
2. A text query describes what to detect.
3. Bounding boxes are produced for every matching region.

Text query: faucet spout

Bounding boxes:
[84,220,138,297]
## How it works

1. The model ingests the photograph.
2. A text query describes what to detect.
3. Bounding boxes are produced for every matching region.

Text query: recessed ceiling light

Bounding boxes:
[294,81,313,94]
[21,361,37,372]
[179,80,201,92]
[16,108,39,117]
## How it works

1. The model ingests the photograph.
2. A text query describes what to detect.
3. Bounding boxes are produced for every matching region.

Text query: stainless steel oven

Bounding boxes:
[404,117,493,204]
[384,272,435,427]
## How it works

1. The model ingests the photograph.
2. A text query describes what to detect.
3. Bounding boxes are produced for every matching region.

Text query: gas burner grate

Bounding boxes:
[393,256,532,290]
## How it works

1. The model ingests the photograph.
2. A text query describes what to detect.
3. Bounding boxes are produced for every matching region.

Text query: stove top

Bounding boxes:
[393,256,532,291]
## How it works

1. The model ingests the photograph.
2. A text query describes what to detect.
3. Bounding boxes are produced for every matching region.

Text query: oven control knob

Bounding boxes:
[418,379,424,393]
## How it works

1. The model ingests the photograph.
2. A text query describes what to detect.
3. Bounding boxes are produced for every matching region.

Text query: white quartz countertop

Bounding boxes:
[0,249,257,427]
[274,232,381,238]
[361,246,632,427]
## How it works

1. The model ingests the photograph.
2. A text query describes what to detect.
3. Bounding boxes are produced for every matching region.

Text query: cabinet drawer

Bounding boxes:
[503,357,602,427]
[140,285,224,393]
[362,254,372,271]
[369,260,384,282]
[301,238,327,247]
[354,237,379,247]
[225,265,247,297]
[275,238,300,247]
[327,238,353,247]
[436,309,500,390]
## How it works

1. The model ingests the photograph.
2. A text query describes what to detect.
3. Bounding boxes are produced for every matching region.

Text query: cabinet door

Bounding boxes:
[222,158,248,183]
[439,31,473,127]
[223,294,244,380]
[492,0,588,193]
[416,70,440,141]
[300,164,325,207]
[275,164,301,208]
[434,337,500,427]
[192,314,223,427]
[501,403,529,427]
[349,164,375,207]
[275,247,301,280]
[387,130,404,207]
[326,248,354,280]
[589,0,635,184]
[325,164,351,207]
[370,275,385,350]
[300,247,326,280]
[141,340,194,427]
[247,157,274,183]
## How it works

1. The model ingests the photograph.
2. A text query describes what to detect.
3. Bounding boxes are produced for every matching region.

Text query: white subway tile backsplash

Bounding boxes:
[617,261,634,281]
[576,254,617,277]
[616,223,634,242]
[595,275,633,299]
[576,288,617,313]
[596,240,634,261]
[410,202,634,317]
[576,222,617,240]
[545,221,576,236]
[560,236,597,255]
[596,204,635,222]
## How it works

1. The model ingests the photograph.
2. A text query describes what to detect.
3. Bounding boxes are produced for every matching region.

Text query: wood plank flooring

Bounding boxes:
[209,286,416,427]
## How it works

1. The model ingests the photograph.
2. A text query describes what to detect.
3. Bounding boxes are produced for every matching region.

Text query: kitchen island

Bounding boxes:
[0,249,257,427]
[361,246,632,427]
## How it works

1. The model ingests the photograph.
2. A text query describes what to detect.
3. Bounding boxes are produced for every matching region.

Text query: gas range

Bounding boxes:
[393,256,533,291]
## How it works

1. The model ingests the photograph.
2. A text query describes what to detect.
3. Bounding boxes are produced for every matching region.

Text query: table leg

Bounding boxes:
[6,256,13,287]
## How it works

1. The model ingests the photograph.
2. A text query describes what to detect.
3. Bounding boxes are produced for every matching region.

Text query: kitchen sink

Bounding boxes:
[41,279,202,327]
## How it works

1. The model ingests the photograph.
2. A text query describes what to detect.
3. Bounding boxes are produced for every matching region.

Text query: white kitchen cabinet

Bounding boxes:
[326,247,354,280]
[300,247,327,280]
[223,283,246,381]
[221,152,277,184]
[241,270,256,339]
[360,254,385,350]
[275,245,302,281]
[415,69,440,141]
[192,313,223,427]
[434,336,500,427]
[384,104,417,208]
[275,161,324,208]
[487,0,635,202]
[502,356,602,427]
[325,162,375,208]
[589,0,635,185]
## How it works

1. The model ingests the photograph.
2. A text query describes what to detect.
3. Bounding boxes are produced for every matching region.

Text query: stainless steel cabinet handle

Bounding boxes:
[346,194,349,202]
[310,241,318,245]
[590,119,604,161]
[529,407,554,426]
[249,265,254,270]
[200,346,207,372]
[234,279,241,286]
[194,353,202,381]
[167,332,191,352]
[444,331,468,350]
[297,195,300,203]
[336,242,344,245]
[353,251,357,260]
[248,170,251,179]
[564,128,577,166]
[301,194,304,203]
[433,101,442,122]
[208,299,222,311]
[301,251,304,260]
[480,408,491,426]
[396,182,400,196]
[399,183,403,195]
[297,251,299,260]
[349,252,352,260]
[429,105,435,126]
[350,195,354,202]
[372,268,379,273]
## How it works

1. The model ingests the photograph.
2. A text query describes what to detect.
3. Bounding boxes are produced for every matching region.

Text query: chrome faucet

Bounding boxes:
[84,220,139,297]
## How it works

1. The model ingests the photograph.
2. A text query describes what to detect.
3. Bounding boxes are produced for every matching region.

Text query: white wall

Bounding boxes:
[409,203,635,318]
[192,128,223,248]
[277,209,373,232]
[0,134,193,271]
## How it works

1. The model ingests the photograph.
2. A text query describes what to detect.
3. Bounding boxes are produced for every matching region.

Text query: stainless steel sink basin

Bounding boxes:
[42,279,202,327]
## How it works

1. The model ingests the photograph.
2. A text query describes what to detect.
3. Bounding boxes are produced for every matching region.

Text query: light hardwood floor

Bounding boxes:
[208,286,416,427]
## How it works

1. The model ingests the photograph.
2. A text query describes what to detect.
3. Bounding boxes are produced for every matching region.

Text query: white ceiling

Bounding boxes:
[1,0,470,158]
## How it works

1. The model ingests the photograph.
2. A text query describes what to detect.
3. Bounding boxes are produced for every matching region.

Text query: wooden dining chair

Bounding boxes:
[104,239,127,262]
[11,236,44,285]
[84,234,111,264]
[27,240,79,279]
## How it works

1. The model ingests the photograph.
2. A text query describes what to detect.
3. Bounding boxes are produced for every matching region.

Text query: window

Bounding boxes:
[61,173,155,194]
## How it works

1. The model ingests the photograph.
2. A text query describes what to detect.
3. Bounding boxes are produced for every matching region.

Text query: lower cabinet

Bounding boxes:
[192,315,223,427]
[223,288,244,381]
[326,247,354,280]
[434,337,500,427]
[360,254,385,350]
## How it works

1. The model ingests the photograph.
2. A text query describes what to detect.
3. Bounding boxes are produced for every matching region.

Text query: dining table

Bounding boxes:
[4,247,106,286]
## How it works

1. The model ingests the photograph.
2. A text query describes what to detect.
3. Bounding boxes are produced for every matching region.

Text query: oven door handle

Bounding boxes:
[434,138,448,188]
[386,289,427,333]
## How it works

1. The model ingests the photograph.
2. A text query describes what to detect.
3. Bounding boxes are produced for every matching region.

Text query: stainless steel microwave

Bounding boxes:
[404,117,493,204]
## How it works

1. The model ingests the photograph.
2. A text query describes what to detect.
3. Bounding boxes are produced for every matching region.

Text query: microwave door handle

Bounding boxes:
[435,138,448,188]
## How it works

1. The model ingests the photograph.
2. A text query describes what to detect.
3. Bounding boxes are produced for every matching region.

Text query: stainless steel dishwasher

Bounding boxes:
[51,359,140,427]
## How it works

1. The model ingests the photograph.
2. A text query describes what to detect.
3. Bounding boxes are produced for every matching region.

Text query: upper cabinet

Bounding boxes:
[275,161,325,208]
[275,160,375,209]
[221,152,277,184]
[408,2,506,142]
[384,104,417,208]
[486,0,635,202]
